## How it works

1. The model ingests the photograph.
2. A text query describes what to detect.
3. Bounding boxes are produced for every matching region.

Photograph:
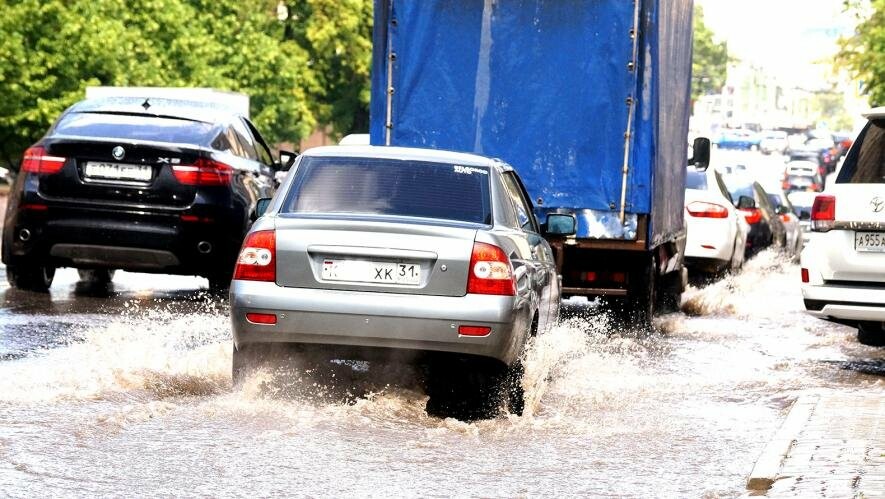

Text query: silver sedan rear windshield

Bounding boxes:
[282,156,492,224]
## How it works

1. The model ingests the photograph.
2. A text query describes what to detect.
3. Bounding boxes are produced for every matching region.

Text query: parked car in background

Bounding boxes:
[714,129,760,151]
[230,146,562,419]
[684,167,749,275]
[787,191,816,246]
[765,186,803,258]
[801,108,885,346]
[760,130,789,155]
[724,176,787,257]
[783,160,824,192]
[719,163,748,176]
[1,96,281,292]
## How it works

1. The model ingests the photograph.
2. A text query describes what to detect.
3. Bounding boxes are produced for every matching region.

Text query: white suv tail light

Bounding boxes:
[811,195,836,232]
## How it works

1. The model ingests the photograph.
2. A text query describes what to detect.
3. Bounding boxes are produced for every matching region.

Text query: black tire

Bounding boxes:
[624,256,656,327]
[424,357,515,421]
[207,272,232,293]
[504,360,525,416]
[655,270,682,315]
[7,264,55,292]
[231,343,274,386]
[857,322,885,347]
[77,268,115,284]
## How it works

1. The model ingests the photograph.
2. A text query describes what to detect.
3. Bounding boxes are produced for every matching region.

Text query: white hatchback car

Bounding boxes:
[684,167,749,275]
[801,107,885,346]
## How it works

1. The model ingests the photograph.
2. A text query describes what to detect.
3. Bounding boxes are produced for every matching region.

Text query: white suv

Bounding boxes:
[800,108,885,346]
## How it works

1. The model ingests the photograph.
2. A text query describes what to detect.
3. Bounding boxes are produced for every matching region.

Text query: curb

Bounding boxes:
[746,394,820,491]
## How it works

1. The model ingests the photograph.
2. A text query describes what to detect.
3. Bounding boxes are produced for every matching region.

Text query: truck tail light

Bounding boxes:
[811,195,836,232]
[686,201,729,219]
[233,230,276,282]
[801,268,809,283]
[21,146,66,175]
[467,242,515,296]
[739,208,762,225]
[172,158,233,186]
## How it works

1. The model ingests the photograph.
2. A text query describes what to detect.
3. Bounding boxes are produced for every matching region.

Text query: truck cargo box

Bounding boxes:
[369,0,693,248]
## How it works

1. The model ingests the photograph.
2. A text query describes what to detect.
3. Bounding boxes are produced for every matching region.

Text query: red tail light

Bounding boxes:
[739,208,762,225]
[245,313,277,325]
[172,158,233,186]
[811,195,836,232]
[686,201,729,219]
[458,325,491,337]
[467,242,515,296]
[233,230,276,282]
[21,146,66,175]
[801,268,809,283]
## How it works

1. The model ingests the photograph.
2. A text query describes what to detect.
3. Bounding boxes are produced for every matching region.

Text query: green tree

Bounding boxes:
[0,0,318,169]
[285,0,374,136]
[838,0,885,106]
[692,5,729,101]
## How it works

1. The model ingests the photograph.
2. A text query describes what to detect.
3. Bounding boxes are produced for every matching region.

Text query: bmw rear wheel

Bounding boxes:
[7,263,55,292]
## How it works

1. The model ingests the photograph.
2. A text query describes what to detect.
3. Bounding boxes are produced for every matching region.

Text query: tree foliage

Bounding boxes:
[0,0,374,168]
[691,5,729,101]
[838,0,885,107]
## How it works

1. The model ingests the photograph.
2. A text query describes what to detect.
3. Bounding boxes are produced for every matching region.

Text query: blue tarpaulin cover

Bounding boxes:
[371,0,693,246]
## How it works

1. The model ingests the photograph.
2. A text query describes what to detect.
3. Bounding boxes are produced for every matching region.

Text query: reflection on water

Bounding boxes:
[0,253,882,496]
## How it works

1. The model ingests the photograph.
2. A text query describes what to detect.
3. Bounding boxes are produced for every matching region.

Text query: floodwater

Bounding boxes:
[1,250,883,497]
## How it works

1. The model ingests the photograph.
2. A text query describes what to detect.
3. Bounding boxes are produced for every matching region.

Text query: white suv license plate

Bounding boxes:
[321,259,421,285]
[855,231,885,252]
[83,162,152,182]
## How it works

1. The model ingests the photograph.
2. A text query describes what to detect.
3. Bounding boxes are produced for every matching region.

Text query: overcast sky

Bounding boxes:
[696,0,859,87]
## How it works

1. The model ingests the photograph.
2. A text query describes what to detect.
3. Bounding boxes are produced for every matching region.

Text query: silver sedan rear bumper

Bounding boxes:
[230,280,529,365]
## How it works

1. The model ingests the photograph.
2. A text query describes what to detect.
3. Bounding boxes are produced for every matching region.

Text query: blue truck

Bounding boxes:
[369,0,708,321]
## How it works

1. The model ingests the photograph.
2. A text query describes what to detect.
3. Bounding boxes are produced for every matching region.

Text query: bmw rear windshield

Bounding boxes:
[52,112,215,144]
[281,156,493,225]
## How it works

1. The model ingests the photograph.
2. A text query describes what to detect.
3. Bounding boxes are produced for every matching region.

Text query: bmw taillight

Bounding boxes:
[233,230,276,282]
[467,242,515,296]
[21,146,66,175]
[811,195,836,232]
[172,158,233,186]
[739,208,762,225]
[686,201,729,219]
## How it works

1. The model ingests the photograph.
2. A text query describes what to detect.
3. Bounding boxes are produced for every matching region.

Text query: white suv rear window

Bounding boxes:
[839,120,885,184]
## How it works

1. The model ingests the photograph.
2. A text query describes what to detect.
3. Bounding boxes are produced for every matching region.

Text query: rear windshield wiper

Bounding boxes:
[76,110,210,125]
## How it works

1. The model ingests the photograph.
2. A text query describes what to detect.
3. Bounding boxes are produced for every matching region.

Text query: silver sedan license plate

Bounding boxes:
[321,259,421,285]
[83,161,152,182]
[855,231,885,252]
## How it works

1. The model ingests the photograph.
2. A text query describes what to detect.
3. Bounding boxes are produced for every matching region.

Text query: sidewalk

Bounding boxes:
[749,393,885,497]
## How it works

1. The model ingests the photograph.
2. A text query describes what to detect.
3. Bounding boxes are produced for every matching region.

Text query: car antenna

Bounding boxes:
[141,98,151,110]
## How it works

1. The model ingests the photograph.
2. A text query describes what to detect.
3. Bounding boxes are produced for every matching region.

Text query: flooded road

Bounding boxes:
[2,250,883,497]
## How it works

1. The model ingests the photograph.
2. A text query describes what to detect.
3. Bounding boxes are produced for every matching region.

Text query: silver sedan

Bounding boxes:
[229,145,561,419]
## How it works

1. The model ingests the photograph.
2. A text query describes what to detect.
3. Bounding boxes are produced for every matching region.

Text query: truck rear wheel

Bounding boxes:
[623,257,656,327]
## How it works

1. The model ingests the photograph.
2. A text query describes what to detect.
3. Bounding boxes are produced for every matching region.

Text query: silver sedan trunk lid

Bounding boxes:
[275,217,477,297]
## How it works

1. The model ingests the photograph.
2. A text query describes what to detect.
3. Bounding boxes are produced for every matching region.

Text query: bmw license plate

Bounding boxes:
[321,259,421,285]
[83,161,152,182]
[855,231,885,252]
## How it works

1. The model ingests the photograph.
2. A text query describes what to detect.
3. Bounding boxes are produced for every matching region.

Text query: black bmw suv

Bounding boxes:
[2,97,283,292]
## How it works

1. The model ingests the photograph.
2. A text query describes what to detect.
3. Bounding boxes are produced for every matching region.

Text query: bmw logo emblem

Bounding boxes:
[112,146,125,160]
